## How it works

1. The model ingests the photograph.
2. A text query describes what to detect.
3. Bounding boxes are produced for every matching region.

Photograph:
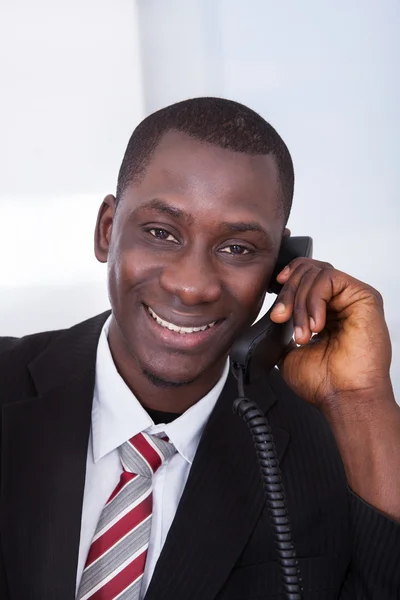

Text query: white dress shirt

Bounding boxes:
[76,316,229,597]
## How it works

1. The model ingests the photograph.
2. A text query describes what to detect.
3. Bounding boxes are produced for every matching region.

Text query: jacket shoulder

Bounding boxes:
[268,367,330,427]
[0,312,110,402]
[0,328,64,362]
[0,329,66,401]
[267,367,344,471]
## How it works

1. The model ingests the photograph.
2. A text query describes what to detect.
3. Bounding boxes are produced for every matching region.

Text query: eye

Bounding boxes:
[220,244,251,255]
[148,228,178,243]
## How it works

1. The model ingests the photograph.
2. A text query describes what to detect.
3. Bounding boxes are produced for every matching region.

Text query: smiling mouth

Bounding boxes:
[147,306,217,334]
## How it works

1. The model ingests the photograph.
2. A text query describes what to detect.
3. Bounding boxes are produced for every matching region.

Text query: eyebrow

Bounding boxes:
[134,199,192,223]
[218,221,273,246]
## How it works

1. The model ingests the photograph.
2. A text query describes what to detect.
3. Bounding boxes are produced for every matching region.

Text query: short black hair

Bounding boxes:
[116,97,294,221]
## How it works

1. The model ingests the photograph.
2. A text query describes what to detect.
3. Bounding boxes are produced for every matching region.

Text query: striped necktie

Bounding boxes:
[77,432,176,600]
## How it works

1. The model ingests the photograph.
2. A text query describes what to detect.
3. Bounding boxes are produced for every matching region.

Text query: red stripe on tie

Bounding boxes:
[129,433,162,473]
[107,471,137,504]
[85,494,152,567]
[88,550,147,600]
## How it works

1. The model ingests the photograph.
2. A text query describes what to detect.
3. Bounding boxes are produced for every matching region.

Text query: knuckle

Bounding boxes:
[371,287,384,306]
[302,266,319,281]
[280,281,297,297]
[288,257,311,270]
[320,261,334,269]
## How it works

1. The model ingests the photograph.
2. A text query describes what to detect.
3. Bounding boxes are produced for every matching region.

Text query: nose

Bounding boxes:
[159,249,222,306]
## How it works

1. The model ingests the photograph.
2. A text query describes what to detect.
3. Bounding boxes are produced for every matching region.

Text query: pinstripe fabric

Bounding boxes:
[2,316,400,600]
[77,432,175,600]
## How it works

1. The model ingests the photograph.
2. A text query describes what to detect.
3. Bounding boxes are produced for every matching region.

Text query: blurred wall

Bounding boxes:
[1,0,399,394]
[0,0,144,332]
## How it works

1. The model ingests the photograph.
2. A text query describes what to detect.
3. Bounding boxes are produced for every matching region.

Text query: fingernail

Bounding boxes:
[273,302,286,314]
[310,317,316,331]
[279,266,290,277]
[295,327,303,341]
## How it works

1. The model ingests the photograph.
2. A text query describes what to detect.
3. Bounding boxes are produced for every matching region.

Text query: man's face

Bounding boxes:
[96,130,285,386]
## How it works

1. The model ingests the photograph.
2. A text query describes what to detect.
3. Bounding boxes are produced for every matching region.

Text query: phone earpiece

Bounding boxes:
[267,236,313,295]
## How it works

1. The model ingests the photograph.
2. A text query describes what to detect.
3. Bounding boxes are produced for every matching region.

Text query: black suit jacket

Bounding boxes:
[0,312,399,600]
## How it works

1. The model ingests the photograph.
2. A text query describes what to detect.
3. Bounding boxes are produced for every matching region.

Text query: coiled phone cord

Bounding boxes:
[233,369,303,600]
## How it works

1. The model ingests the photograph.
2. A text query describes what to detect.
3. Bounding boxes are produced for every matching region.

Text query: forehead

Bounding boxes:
[122,130,283,231]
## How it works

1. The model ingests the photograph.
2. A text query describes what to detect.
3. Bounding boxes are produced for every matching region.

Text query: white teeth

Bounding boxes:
[147,306,216,334]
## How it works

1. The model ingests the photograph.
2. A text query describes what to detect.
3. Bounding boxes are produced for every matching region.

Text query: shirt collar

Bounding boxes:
[92,315,229,465]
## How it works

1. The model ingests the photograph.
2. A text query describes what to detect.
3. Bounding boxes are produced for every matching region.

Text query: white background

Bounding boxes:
[1,0,399,395]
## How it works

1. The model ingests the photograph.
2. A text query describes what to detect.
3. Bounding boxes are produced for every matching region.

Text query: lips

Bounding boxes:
[146,305,220,331]
[144,304,224,350]
[147,306,217,334]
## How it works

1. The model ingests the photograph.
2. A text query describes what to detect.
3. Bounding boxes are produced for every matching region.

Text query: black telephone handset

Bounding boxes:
[230,236,313,385]
[230,236,313,600]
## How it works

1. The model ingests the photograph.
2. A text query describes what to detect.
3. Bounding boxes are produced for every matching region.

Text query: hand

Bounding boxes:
[270,258,393,409]
[270,258,400,521]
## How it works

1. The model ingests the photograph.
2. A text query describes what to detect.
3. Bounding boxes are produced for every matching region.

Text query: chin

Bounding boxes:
[139,352,216,388]
[143,360,200,387]
[142,367,196,388]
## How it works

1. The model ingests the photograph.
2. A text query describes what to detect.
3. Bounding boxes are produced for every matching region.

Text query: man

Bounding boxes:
[0,97,399,600]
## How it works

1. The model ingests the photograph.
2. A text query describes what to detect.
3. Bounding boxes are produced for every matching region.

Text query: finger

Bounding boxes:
[271,263,322,323]
[304,269,334,331]
[276,258,333,283]
[291,266,323,343]
[306,275,329,333]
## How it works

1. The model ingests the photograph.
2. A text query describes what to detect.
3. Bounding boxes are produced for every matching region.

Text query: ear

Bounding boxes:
[282,227,291,239]
[94,194,116,263]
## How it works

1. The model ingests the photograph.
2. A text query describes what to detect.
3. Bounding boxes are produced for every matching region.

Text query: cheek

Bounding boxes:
[230,272,269,322]
[108,246,157,292]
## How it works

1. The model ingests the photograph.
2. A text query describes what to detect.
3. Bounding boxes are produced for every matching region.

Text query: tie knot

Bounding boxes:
[119,431,176,478]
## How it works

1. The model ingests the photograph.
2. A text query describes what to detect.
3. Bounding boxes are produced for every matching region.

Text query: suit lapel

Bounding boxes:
[144,369,290,600]
[1,312,110,600]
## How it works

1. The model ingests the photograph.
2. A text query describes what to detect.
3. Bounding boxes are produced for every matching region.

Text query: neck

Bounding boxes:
[107,322,228,413]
